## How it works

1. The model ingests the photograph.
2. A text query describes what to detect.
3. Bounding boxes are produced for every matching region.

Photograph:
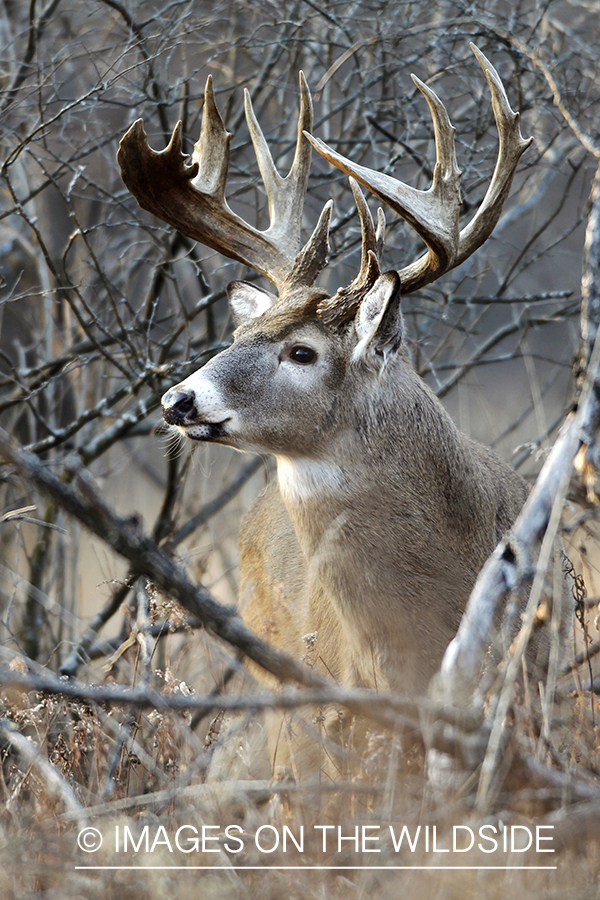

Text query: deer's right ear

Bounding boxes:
[227,281,277,326]
[353,271,403,366]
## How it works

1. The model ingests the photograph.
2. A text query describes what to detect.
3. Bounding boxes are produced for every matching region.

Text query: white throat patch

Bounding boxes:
[276,456,346,504]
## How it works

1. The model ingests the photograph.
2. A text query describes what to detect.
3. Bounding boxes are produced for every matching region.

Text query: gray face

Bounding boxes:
[161,313,349,458]
[161,271,404,461]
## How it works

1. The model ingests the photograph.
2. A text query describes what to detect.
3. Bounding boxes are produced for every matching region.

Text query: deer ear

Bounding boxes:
[227,281,277,326]
[353,271,403,365]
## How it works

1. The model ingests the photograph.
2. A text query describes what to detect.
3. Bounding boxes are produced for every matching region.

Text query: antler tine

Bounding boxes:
[318,178,386,325]
[305,45,532,296]
[454,44,534,264]
[192,75,231,199]
[245,72,311,249]
[350,176,386,278]
[118,73,330,293]
[287,198,333,288]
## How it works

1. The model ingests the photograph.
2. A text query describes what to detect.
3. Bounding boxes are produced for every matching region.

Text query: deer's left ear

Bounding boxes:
[353,271,404,366]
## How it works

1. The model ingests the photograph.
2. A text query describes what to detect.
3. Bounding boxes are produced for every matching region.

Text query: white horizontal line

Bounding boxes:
[75,865,558,871]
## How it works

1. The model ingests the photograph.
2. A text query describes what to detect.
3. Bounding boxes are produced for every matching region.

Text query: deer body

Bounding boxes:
[168,278,528,694]
[118,46,532,714]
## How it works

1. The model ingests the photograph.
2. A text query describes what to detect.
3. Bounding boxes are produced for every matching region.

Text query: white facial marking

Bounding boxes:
[164,372,239,441]
[179,372,232,422]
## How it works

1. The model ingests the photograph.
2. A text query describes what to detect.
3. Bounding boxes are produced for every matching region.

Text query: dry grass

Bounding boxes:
[1,588,600,900]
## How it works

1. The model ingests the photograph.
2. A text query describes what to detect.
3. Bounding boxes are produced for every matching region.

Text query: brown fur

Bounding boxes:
[238,333,527,695]
[162,273,528,772]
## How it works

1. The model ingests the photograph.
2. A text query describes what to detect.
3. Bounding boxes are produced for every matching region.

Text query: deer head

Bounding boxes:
[118,44,531,461]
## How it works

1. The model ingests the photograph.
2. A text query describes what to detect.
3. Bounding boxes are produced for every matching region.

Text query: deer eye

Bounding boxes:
[288,344,317,364]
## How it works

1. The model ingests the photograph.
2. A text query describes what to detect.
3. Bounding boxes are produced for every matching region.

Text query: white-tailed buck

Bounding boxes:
[118,46,531,727]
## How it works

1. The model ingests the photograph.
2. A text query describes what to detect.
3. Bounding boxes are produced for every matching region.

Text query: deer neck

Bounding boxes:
[275,453,353,553]
[274,389,488,563]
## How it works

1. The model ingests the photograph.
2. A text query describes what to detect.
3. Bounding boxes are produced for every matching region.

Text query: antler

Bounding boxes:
[319,178,386,324]
[118,73,331,293]
[305,44,533,308]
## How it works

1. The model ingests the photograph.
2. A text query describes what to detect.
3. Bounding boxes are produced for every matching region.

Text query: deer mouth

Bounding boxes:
[162,405,229,429]
[171,417,232,442]
[163,410,230,441]
[162,404,231,444]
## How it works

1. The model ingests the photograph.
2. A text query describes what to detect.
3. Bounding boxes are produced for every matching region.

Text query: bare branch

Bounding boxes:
[0,665,479,731]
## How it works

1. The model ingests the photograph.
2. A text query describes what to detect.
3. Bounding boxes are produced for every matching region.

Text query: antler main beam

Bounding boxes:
[118,73,330,293]
[305,44,533,296]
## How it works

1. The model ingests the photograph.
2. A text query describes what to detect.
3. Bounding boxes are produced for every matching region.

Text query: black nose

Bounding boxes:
[162,390,196,425]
